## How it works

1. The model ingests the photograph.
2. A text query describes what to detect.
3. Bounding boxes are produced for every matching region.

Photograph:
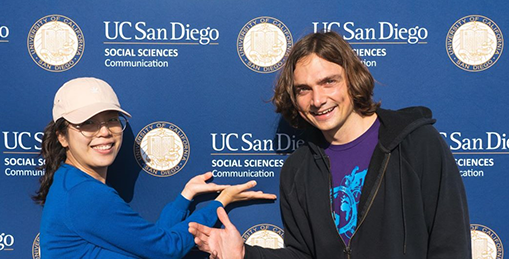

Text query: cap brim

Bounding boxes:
[62,103,131,124]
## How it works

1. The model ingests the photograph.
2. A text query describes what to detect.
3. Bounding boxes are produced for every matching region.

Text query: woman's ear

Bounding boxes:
[57,131,69,148]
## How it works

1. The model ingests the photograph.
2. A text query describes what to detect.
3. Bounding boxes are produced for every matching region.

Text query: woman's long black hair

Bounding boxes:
[33,118,68,205]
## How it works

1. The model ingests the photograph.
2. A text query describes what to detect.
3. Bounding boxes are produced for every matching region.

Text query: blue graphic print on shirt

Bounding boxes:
[330,166,367,239]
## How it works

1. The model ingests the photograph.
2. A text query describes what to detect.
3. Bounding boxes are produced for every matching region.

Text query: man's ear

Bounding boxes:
[57,132,69,148]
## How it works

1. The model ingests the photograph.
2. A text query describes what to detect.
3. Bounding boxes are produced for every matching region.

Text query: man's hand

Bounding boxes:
[189,207,245,259]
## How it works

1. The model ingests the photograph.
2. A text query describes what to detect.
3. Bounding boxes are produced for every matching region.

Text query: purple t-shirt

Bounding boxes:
[325,118,379,244]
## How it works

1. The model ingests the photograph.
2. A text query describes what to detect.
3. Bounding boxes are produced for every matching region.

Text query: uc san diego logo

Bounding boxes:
[134,122,190,177]
[446,15,503,72]
[242,224,284,249]
[237,17,293,73]
[32,233,40,259]
[471,224,504,259]
[27,14,84,72]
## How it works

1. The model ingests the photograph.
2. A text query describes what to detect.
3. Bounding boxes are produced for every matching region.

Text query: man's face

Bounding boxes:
[294,54,358,143]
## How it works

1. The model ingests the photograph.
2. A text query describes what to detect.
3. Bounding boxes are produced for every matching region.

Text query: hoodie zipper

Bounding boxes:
[325,152,391,259]
[328,173,351,259]
[323,155,350,258]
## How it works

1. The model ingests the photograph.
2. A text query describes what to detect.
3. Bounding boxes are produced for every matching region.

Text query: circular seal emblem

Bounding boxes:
[471,224,504,259]
[446,15,503,72]
[32,233,40,259]
[27,14,84,72]
[242,224,284,249]
[134,121,190,177]
[237,17,293,73]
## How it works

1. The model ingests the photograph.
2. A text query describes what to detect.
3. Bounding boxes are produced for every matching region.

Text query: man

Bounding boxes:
[189,31,471,259]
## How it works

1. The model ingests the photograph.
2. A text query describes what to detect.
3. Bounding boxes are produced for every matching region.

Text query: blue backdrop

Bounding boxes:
[0,1,507,258]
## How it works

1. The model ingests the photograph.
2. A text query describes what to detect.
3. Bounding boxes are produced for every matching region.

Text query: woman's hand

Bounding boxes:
[181,172,229,200]
[215,180,277,207]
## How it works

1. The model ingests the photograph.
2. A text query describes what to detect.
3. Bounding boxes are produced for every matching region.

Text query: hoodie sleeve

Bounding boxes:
[411,125,472,258]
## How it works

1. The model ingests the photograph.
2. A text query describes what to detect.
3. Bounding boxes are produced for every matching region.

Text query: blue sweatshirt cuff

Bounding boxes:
[210,200,224,208]
[173,194,192,211]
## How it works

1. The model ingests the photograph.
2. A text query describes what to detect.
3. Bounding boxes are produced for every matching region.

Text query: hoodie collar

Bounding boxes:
[305,106,436,155]
[376,106,435,152]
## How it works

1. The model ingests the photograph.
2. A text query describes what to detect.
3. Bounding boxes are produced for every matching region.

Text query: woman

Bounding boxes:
[33,77,276,259]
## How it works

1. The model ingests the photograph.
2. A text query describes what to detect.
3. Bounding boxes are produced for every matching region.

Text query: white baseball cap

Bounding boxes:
[52,77,131,124]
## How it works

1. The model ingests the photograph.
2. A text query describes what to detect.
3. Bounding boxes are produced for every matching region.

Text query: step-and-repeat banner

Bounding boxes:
[1,1,507,258]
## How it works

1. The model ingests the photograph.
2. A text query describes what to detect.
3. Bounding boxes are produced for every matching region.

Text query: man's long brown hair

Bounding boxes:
[272,31,380,128]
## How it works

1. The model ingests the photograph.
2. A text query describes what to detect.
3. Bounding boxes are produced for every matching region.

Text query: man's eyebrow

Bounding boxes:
[294,83,308,89]
[293,74,343,88]
[317,74,342,85]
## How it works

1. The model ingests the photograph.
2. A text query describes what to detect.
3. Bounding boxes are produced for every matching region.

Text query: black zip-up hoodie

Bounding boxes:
[245,107,471,259]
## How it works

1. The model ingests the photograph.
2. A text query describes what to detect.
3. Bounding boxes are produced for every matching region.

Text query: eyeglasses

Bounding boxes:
[71,115,128,138]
